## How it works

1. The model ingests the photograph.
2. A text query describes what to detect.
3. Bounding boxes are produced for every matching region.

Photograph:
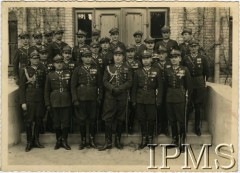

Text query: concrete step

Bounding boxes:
[21,132,212,145]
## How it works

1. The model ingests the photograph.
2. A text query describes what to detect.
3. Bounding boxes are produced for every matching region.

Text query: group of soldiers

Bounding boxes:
[14,25,209,153]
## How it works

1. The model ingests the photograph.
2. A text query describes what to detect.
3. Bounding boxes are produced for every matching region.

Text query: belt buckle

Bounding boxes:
[143,86,147,90]
[60,88,63,93]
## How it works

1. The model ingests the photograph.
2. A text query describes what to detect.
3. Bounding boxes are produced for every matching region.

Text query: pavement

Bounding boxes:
[7,143,238,172]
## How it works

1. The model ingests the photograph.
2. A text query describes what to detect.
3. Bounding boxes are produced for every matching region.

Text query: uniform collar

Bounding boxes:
[55,70,63,74]
[84,65,91,69]
[191,53,198,58]
[115,63,123,68]
[143,66,151,71]
[31,65,38,70]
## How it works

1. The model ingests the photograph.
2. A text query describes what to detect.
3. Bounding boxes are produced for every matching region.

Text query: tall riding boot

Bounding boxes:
[79,123,87,150]
[180,125,186,153]
[98,122,112,151]
[115,121,123,149]
[34,124,44,148]
[128,103,135,134]
[195,105,201,136]
[54,128,62,150]
[89,122,97,148]
[148,121,155,144]
[62,128,71,150]
[138,123,148,149]
[25,125,33,152]
[170,124,179,148]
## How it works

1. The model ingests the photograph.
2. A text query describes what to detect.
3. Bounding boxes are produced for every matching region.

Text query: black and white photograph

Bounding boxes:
[2,1,239,172]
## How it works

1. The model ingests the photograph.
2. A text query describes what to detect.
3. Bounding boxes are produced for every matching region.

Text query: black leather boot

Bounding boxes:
[62,128,71,150]
[34,125,44,148]
[115,135,123,149]
[148,136,153,144]
[195,106,202,136]
[115,121,123,149]
[180,125,186,153]
[89,135,97,148]
[138,136,148,149]
[79,137,86,150]
[169,124,179,148]
[54,128,62,150]
[98,123,112,151]
[25,126,33,152]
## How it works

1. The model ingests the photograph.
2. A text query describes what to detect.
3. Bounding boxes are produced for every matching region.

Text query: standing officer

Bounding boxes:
[133,30,147,60]
[152,46,171,136]
[48,26,69,62]
[131,51,163,149]
[99,47,132,151]
[62,45,77,73]
[72,29,90,63]
[44,54,72,150]
[29,30,43,54]
[71,49,103,150]
[164,49,192,152]
[109,28,126,53]
[44,28,54,47]
[13,31,30,85]
[99,37,114,72]
[182,39,209,136]
[144,38,159,64]
[19,50,46,152]
[91,29,101,43]
[154,26,179,57]
[90,42,102,68]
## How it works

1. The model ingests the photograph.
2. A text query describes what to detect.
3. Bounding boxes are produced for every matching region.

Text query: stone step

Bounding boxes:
[21,132,212,145]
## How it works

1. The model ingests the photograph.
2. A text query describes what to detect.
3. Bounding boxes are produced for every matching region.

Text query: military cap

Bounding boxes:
[161,26,170,33]
[144,37,155,43]
[18,31,30,39]
[158,45,168,53]
[126,44,135,51]
[76,29,87,36]
[114,47,123,54]
[54,26,64,34]
[90,41,100,48]
[32,30,43,38]
[62,45,72,53]
[99,37,111,44]
[44,28,54,36]
[82,49,92,57]
[30,50,40,59]
[109,27,119,35]
[133,30,143,37]
[53,54,64,63]
[141,50,152,58]
[170,49,181,57]
[181,28,192,35]
[92,29,101,36]
[189,39,199,46]
[39,46,48,53]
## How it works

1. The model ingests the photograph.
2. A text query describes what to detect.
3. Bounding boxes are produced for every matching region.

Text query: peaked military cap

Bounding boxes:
[161,26,171,32]
[126,44,135,51]
[90,41,100,48]
[109,27,119,35]
[189,39,199,46]
[76,29,87,36]
[99,37,111,44]
[158,45,168,53]
[39,46,48,53]
[133,30,143,37]
[141,50,152,58]
[44,28,54,36]
[170,49,181,57]
[92,29,101,36]
[114,47,123,54]
[32,30,43,38]
[53,54,64,62]
[54,26,64,34]
[181,27,192,35]
[144,37,155,43]
[18,31,30,39]
[30,50,40,59]
[82,49,92,57]
[62,45,72,53]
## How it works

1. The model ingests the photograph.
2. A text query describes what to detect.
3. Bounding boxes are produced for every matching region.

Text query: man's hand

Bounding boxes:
[22,103,27,111]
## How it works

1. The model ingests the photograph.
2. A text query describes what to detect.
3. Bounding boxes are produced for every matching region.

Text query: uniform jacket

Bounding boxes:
[182,54,209,88]
[19,65,46,104]
[71,64,103,102]
[44,70,72,107]
[125,59,142,71]
[179,41,208,58]
[98,51,114,72]
[62,60,77,74]
[39,61,55,74]
[164,65,192,103]
[131,67,163,105]
[29,45,42,54]
[154,39,179,56]
[91,53,105,73]
[72,44,91,63]
[134,43,147,60]
[48,41,69,61]
[152,60,172,82]
[109,41,126,53]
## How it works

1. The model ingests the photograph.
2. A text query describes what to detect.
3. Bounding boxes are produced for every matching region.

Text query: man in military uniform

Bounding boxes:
[131,51,163,149]
[99,37,114,72]
[62,45,76,73]
[44,54,72,150]
[109,28,126,54]
[71,49,103,150]
[154,26,179,57]
[164,49,192,152]
[44,28,54,47]
[13,31,30,85]
[152,46,171,136]
[91,28,101,43]
[133,31,147,61]
[90,42,102,69]
[19,50,46,152]
[125,44,142,134]
[29,30,43,54]
[72,29,90,64]
[144,38,159,64]
[48,26,69,62]
[182,39,209,136]
[99,47,132,151]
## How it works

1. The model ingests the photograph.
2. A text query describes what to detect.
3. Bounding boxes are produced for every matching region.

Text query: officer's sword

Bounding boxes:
[184,90,189,143]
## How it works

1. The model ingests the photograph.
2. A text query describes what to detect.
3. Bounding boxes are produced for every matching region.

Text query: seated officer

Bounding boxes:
[131,51,163,149]
[19,50,46,152]
[71,49,103,150]
[99,47,133,151]
[164,49,192,152]
[133,30,147,60]
[45,54,72,150]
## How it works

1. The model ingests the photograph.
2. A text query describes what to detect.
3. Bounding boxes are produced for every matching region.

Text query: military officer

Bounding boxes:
[154,26,179,57]
[99,37,114,72]
[38,45,54,72]
[152,46,171,136]
[144,38,159,64]
[29,30,43,54]
[109,27,126,54]
[19,50,46,152]
[62,45,77,74]
[91,28,101,43]
[44,28,54,47]
[13,31,30,85]
[99,47,133,151]
[131,51,163,149]
[48,26,69,62]
[164,49,192,152]
[71,49,103,150]
[182,39,209,136]
[133,31,147,61]
[44,54,72,150]
[125,44,142,134]
[72,29,90,64]
[90,42,102,69]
